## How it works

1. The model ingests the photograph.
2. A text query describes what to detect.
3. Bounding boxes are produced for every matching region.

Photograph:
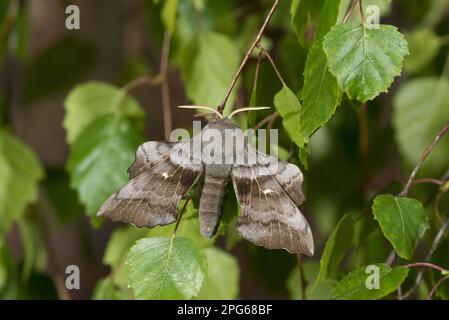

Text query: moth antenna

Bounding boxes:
[228,106,270,119]
[178,105,223,119]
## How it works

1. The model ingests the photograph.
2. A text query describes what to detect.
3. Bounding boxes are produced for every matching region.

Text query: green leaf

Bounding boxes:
[127,237,208,300]
[180,32,240,112]
[67,115,144,216]
[273,85,302,147]
[64,81,145,144]
[300,41,340,146]
[330,263,409,300]
[393,77,449,175]
[323,23,409,102]
[24,37,96,103]
[299,0,341,146]
[0,129,44,238]
[162,0,178,32]
[430,240,449,299]
[315,0,342,40]
[403,29,441,74]
[197,247,239,300]
[317,214,354,284]
[372,195,429,260]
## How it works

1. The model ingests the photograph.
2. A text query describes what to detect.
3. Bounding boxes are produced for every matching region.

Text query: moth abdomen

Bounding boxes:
[199,167,231,238]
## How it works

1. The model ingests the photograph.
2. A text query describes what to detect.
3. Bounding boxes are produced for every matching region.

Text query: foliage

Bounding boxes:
[1,0,449,301]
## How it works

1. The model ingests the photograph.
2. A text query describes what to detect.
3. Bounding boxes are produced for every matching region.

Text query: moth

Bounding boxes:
[97,107,314,256]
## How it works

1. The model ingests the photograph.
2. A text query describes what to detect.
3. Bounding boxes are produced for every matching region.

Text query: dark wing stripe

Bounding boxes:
[97,139,203,228]
[231,144,314,255]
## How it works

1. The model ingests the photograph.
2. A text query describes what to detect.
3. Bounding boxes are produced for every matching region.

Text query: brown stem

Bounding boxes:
[259,47,287,86]
[403,262,447,273]
[412,178,447,187]
[217,0,281,113]
[358,104,369,192]
[296,254,307,300]
[160,31,173,140]
[428,274,449,300]
[402,214,449,299]
[359,0,366,24]
[399,120,449,197]
[121,75,164,93]
[343,0,359,23]
[254,112,278,130]
[173,198,191,235]
[434,191,444,225]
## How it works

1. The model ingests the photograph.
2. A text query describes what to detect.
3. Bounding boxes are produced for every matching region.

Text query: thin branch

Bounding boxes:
[412,178,447,187]
[116,31,173,139]
[359,0,366,24]
[402,214,449,299]
[173,197,191,236]
[120,75,163,93]
[254,112,278,130]
[434,191,444,225]
[403,262,447,273]
[428,274,449,300]
[343,0,360,23]
[259,47,287,86]
[399,120,449,197]
[160,31,173,140]
[218,0,281,113]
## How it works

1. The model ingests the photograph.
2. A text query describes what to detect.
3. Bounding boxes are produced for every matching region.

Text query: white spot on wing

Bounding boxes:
[161,172,170,180]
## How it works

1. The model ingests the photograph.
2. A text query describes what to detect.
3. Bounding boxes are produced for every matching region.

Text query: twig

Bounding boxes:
[218,0,281,113]
[359,0,366,24]
[120,75,163,93]
[434,191,444,225]
[296,254,307,300]
[403,262,447,273]
[402,214,449,299]
[343,0,359,23]
[173,198,191,235]
[399,120,449,197]
[259,47,287,86]
[412,178,447,187]
[428,274,449,300]
[254,112,278,130]
[116,31,173,139]
[160,31,173,140]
